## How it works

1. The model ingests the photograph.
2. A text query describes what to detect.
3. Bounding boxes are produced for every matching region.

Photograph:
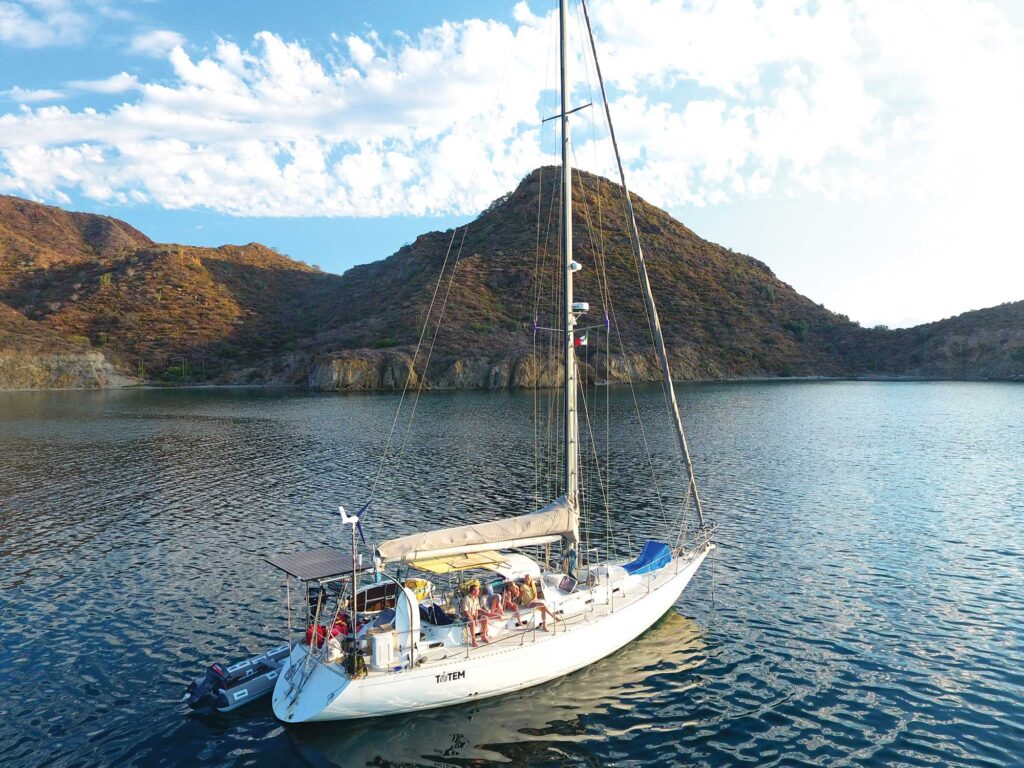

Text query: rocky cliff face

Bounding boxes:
[0,350,134,390]
[0,300,132,389]
[305,349,673,391]
[307,351,419,391]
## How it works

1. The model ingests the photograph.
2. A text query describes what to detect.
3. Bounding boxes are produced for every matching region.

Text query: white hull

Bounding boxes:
[272,544,712,723]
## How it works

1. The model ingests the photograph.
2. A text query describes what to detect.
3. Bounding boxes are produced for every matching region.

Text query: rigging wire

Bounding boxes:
[569,140,673,542]
[366,226,463,506]
[533,214,545,501]
[534,166,562,504]
[363,0,707,562]
[573,34,620,555]
[566,9,632,555]
[563,1,678,542]
[382,226,470,499]
[580,0,704,542]
[577,357,625,555]
[367,0,537,523]
[533,1,559,511]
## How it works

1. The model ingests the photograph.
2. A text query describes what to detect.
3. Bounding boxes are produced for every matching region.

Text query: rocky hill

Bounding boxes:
[832,300,1024,380]
[0,301,130,388]
[306,168,862,389]
[1,173,1021,390]
[0,194,343,386]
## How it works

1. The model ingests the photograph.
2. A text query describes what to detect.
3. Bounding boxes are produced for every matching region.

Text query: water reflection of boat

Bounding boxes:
[297,613,708,767]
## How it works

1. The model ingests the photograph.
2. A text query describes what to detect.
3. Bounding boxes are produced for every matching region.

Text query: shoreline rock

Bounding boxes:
[305,349,676,391]
[0,350,137,390]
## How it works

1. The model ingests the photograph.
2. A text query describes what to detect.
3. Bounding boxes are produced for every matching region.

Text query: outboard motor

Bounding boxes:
[186,663,230,711]
[184,645,290,713]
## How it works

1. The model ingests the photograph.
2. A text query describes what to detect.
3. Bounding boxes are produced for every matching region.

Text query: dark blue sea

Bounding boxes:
[1,381,1021,767]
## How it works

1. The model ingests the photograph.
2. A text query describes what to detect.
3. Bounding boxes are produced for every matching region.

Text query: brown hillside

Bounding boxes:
[833,301,1024,379]
[0,194,152,268]
[311,167,858,380]
[0,301,79,351]
[1,196,343,382]
[1,172,1021,388]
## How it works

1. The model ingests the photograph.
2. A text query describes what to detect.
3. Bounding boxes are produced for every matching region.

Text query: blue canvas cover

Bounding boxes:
[419,604,454,626]
[622,541,672,575]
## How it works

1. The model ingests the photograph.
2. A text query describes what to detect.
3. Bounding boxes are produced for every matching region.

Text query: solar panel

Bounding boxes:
[264,546,365,581]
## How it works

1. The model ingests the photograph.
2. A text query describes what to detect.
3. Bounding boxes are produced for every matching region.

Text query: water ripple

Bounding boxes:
[1,382,1022,767]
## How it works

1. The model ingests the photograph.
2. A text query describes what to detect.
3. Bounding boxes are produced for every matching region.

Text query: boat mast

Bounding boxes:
[579,0,705,527]
[560,0,578,507]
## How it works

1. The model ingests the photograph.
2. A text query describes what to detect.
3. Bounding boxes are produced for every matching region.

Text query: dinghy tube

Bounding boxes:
[185,644,291,713]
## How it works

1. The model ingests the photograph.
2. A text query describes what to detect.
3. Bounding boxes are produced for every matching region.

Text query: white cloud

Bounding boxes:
[346,35,374,68]
[68,72,140,93]
[2,85,64,102]
[129,29,185,57]
[0,17,554,215]
[0,0,1021,243]
[0,0,87,47]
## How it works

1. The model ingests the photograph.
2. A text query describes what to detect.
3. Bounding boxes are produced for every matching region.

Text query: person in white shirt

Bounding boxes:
[461,583,491,646]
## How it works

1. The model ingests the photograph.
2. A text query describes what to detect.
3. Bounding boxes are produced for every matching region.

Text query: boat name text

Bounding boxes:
[435,670,466,684]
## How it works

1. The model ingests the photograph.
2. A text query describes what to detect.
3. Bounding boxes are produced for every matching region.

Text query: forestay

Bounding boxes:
[376,496,578,563]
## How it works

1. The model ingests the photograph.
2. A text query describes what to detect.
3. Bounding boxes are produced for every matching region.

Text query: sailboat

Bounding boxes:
[296,613,707,764]
[268,0,716,723]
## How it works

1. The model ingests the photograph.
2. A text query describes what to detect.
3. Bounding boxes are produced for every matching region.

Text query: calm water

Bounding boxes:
[1,382,1022,767]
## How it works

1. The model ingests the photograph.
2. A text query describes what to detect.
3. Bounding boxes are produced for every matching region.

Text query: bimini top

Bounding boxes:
[265,546,370,581]
[376,496,578,563]
[409,551,542,577]
[410,550,506,574]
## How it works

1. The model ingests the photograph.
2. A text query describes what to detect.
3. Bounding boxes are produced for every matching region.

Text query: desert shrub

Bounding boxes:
[782,318,810,341]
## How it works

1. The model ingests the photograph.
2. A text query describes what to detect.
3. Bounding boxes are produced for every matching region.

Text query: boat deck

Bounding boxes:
[325,551,702,679]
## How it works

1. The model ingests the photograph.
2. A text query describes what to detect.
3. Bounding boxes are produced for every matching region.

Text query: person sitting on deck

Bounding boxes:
[493,580,524,627]
[461,583,491,647]
[514,574,559,631]
[482,584,505,619]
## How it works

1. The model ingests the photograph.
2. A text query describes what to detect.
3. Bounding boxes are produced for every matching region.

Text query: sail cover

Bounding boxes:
[376,496,578,563]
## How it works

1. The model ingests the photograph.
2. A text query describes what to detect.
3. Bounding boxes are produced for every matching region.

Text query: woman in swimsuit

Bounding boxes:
[516,574,559,631]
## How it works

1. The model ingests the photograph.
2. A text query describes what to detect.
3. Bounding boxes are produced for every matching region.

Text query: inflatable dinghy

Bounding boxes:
[185,644,290,713]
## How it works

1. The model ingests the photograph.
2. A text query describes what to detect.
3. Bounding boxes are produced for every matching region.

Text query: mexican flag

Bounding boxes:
[574,333,588,347]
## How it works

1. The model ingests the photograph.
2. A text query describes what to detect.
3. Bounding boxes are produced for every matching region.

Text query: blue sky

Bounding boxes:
[2,0,1023,328]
